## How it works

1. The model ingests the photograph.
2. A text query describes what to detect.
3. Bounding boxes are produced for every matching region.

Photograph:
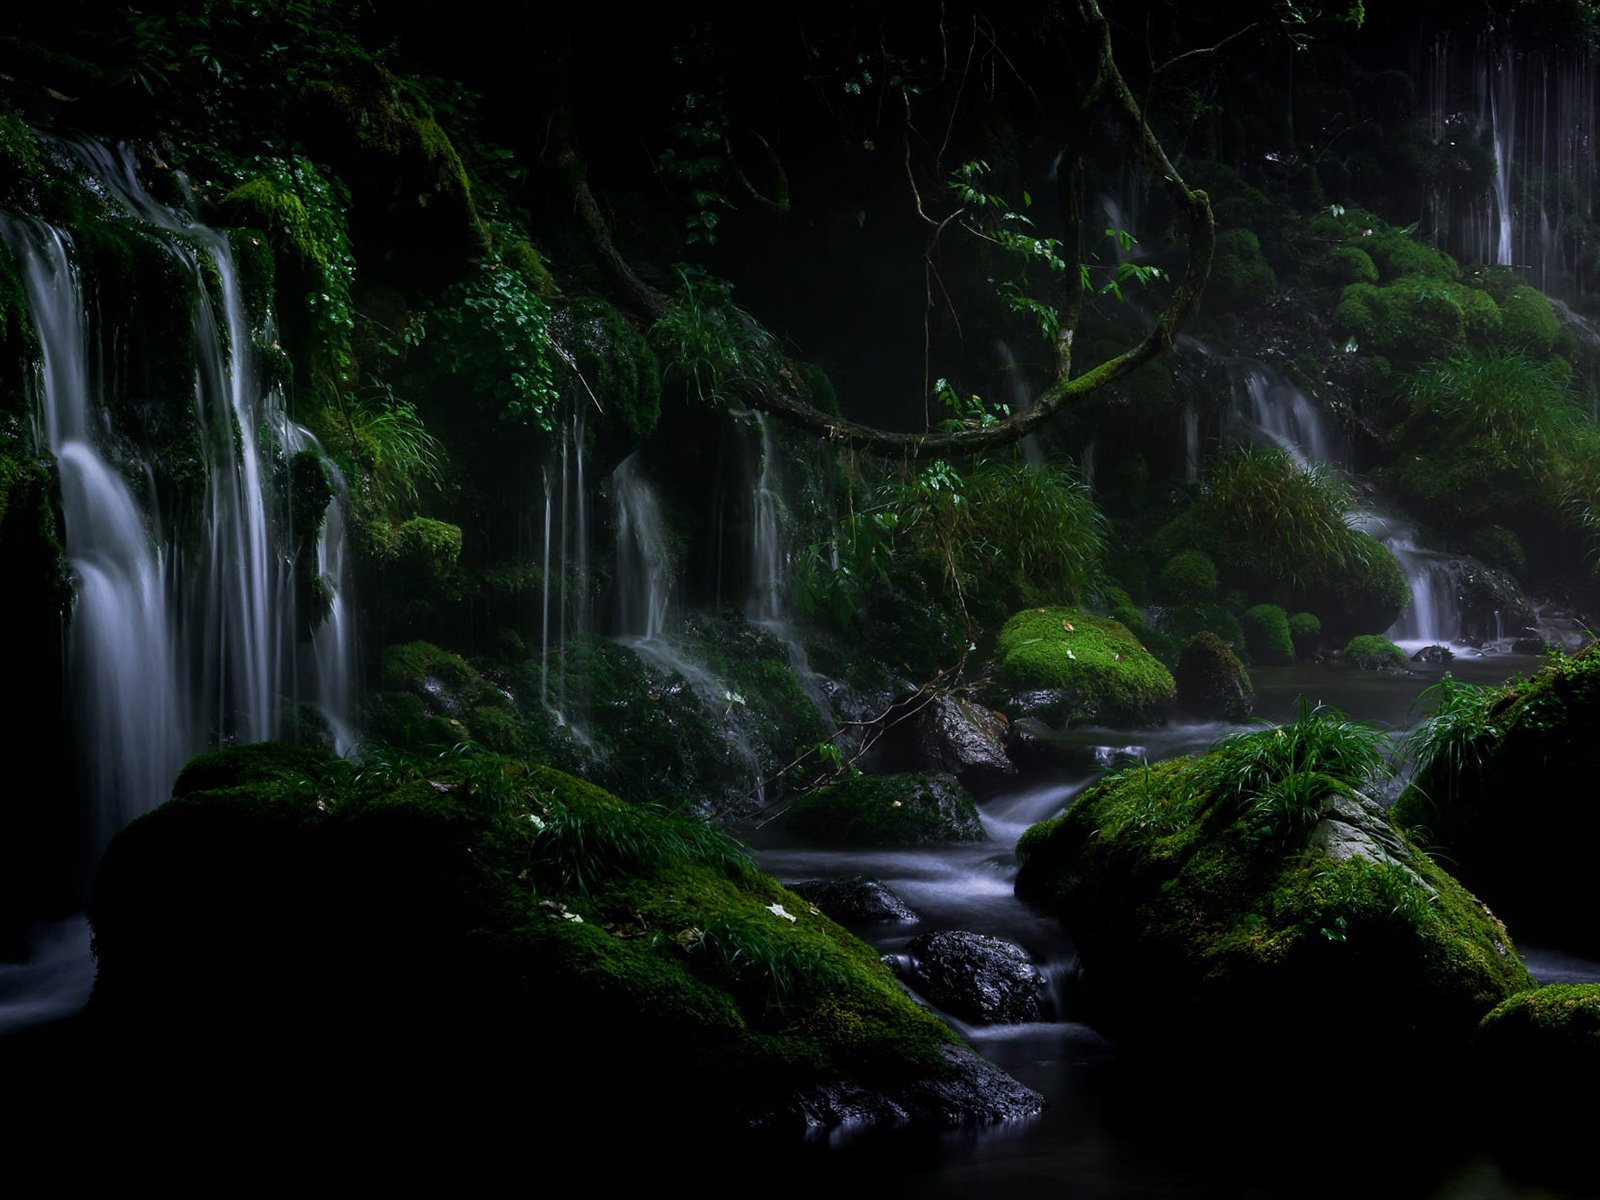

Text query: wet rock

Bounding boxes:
[904,930,1047,1024]
[915,694,1016,792]
[743,1043,1044,1135]
[1411,644,1454,663]
[786,877,918,924]
[1512,636,1548,655]
[780,772,986,846]
[1174,632,1253,721]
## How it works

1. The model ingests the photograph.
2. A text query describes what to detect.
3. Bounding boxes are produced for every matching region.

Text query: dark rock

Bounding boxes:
[1410,644,1454,663]
[787,877,918,924]
[743,1043,1044,1135]
[781,772,986,846]
[1174,632,1253,721]
[904,930,1047,1024]
[915,695,1016,792]
[1512,636,1548,655]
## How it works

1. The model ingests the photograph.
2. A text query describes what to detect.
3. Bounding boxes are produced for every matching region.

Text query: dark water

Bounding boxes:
[751,651,1600,1199]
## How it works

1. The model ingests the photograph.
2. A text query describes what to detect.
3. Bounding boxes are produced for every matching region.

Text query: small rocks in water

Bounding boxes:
[787,877,919,924]
[742,1043,1044,1136]
[1411,644,1454,663]
[904,930,1047,1024]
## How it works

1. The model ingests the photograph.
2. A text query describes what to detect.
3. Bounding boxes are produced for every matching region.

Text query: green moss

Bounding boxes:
[550,295,662,472]
[90,745,959,1118]
[1156,449,1406,637]
[382,640,476,694]
[386,516,463,572]
[1208,228,1277,309]
[1174,632,1254,721]
[1015,715,1529,1064]
[1242,604,1294,666]
[782,772,984,846]
[1157,549,1219,604]
[1394,646,1600,951]
[1287,611,1322,656]
[0,113,49,209]
[995,607,1175,726]
[1318,245,1378,286]
[502,237,559,298]
[1344,634,1407,670]
[1463,524,1527,577]
[1497,284,1560,354]
[1475,984,1600,1091]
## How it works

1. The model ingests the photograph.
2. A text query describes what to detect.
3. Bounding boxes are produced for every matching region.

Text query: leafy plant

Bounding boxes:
[650,266,776,407]
[428,254,561,428]
[1402,675,1500,809]
[1191,699,1392,840]
[334,390,447,520]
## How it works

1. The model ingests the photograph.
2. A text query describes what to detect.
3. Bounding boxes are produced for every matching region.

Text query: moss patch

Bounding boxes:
[995,607,1175,727]
[781,772,984,846]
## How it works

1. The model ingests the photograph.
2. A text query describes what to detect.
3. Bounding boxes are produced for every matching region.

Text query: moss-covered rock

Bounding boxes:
[1242,604,1293,665]
[1393,647,1600,951]
[1015,712,1530,1065]
[1497,284,1560,354]
[781,772,984,846]
[550,295,662,474]
[1474,984,1600,1107]
[1155,450,1406,637]
[1174,632,1253,721]
[1344,634,1407,670]
[1157,549,1218,605]
[1288,611,1322,658]
[1318,245,1378,287]
[994,607,1175,727]
[1208,228,1277,309]
[89,744,1037,1132]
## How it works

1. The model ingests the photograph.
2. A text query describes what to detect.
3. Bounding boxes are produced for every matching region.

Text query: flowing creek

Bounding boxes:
[747,652,1600,1196]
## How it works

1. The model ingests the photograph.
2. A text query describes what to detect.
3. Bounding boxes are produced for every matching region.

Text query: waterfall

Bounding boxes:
[1183,397,1200,483]
[995,339,1044,466]
[1426,34,1598,293]
[612,453,675,640]
[1221,355,1474,648]
[3,218,188,847]
[1,140,359,850]
[538,408,589,718]
[749,412,788,624]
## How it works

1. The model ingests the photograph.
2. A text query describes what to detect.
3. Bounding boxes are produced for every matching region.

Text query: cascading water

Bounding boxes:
[612,453,674,640]
[1,140,359,847]
[539,408,589,718]
[1221,355,1472,648]
[1,217,188,848]
[1425,33,1598,293]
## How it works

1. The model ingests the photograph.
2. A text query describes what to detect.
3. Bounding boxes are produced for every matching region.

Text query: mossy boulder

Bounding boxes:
[781,773,984,846]
[1015,714,1530,1065]
[1318,245,1378,287]
[550,296,662,473]
[90,744,1037,1133]
[1154,450,1406,638]
[1174,632,1253,721]
[1288,611,1322,658]
[1344,634,1407,670]
[1208,228,1277,309]
[1157,549,1219,605]
[994,607,1175,728]
[1392,647,1600,951]
[1497,284,1560,354]
[1474,985,1600,1114]
[1242,604,1294,666]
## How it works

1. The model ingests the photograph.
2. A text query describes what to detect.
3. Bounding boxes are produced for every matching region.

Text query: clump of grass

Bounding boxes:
[650,265,776,407]
[1191,698,1393,839]
[533,794,753,896]
[683,916,852,1015]
[1401,675,1501,811]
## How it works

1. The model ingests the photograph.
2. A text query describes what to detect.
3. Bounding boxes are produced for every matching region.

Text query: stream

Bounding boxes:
[748,651,1600,1197]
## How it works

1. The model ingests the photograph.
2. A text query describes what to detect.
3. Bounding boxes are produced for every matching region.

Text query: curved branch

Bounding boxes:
[558,0,1213,457]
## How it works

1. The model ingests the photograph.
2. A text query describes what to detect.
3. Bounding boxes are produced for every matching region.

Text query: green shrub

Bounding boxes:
[1208,228,1277,309]
[1497,284,1560,354]
[1288,611,1322,656]
[1344,634,1407,670]
[1157,549,1219,604]
[1319,245,1378,286]
[1155,449,1406,636]
[1242,604,1293,665]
